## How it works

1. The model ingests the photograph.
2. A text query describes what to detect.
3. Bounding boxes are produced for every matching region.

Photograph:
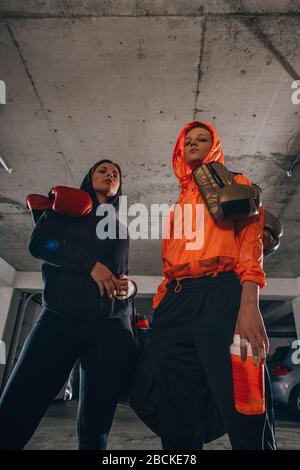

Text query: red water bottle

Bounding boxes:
[230,334,265,415]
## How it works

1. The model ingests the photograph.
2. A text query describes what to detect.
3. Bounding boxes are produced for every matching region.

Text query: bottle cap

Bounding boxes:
[230,334,253,357]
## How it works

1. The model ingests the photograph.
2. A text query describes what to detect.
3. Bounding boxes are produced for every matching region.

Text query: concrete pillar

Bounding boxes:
[0,287,22,388]
[292,276,300,340]
[0,287,14,369]
[0,257,15,288]
[0,287,14,342]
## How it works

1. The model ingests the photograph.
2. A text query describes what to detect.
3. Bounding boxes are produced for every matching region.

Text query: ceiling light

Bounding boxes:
[0,154,12,174]
[287,151,300,177]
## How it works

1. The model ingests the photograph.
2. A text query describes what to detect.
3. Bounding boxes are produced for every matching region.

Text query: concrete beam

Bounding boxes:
[14,272,164,294]
[6,260,300,334]
[12,271,300,300]
[0,1,299,18]
[260,278,299,300]
[14,271,43,292]
[262,300,292,324]
[0,257,15,287]
[131,275,162,294]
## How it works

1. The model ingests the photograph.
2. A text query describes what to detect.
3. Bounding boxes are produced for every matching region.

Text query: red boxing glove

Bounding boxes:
[26,194,52,212]
[26,186,92,225]
[135,317,150,329]
[49,186,92,217]
[26,194,52,225]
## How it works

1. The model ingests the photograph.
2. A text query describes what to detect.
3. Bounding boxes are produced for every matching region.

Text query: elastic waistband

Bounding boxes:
[167,271,240,293]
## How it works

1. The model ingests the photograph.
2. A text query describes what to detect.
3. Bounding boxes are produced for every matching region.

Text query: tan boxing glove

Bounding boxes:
[263,209,283,257]
[193,162,283,257]
[193,162,262,222]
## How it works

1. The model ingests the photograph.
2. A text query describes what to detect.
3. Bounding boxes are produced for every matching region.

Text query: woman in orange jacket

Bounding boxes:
[151,120,276,450]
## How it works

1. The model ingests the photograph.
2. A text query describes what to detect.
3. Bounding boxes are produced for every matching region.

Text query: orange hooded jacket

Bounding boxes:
[152,120,266,309]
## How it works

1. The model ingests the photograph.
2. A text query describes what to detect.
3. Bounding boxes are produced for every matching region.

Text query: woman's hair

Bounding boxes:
[90,159,122,182]
[186,123,212,136]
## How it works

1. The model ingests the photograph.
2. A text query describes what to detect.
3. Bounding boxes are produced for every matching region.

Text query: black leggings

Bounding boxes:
[151,271,277,450]
[0,310,135,450]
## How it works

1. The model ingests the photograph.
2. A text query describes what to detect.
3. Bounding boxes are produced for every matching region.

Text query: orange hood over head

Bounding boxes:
[172,120,224,189]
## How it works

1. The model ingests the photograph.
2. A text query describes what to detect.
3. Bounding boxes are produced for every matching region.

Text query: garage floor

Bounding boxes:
[25,401,300,450]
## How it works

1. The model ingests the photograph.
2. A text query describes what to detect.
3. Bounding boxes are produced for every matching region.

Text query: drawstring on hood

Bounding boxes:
[172,120,224,191]
[80,159,122,212]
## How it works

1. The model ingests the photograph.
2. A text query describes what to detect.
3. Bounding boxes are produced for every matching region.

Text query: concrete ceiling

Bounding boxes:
[0,1,299,277]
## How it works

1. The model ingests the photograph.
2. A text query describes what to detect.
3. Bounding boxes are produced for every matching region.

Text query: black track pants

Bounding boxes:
[151,271,276,450]
[0,310,135,450]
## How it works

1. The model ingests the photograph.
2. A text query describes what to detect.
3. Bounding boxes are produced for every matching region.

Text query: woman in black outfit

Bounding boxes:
[0,160,136,450]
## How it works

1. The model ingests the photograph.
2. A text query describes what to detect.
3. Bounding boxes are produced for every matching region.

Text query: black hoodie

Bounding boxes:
[28,163,132,319]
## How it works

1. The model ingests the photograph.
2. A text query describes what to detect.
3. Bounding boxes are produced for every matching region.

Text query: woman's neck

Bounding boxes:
[95,192,108,205]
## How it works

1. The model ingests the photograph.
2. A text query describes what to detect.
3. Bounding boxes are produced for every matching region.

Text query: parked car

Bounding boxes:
[267,345,300,418]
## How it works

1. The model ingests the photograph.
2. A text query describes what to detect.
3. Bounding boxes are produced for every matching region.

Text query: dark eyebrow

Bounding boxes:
[99,165,119,173]
[185,133,209,140]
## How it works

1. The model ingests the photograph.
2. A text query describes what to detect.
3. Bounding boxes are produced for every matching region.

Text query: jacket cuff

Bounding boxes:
[84,256,99,277]
[129,280,138,298]
[239,274,267,289]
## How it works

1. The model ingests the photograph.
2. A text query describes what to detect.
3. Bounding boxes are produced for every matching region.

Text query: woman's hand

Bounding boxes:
[234,281,269,366]
[114,274,135,300]
[90,262,120,299]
